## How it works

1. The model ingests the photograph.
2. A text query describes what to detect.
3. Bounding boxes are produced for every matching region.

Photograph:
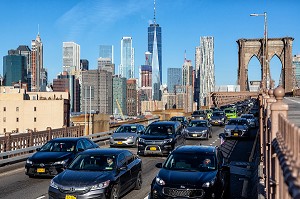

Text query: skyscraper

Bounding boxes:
[195,36,215,107]
[99,45,114,63]
[148,0,162,100]
[119,37,134,79]
[62,42,80,75]
[3,50,27,86]
[16,45,31,90]
[167,68,182,93]
[292,55,300,88]
[31,33,44,91]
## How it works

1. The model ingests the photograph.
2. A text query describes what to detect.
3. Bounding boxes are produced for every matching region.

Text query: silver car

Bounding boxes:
[109,124,145,147]
[241,114,258,128]
[224,118,249,138]
[185,120,212,140]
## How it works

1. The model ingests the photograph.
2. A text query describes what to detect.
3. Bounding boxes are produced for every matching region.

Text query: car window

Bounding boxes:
[118,153,126,167]
[188,121,207,127]
[164,153,216,171]
[68,154,116,171]
[116,125,137,133]
[76,140,85,150]
[124,150,135,165]
[39,141,75,152]
[144,125,174,135]
[82,138,94,149]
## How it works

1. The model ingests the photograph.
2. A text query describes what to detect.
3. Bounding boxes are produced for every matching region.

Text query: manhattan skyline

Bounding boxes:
[1,0,300,86]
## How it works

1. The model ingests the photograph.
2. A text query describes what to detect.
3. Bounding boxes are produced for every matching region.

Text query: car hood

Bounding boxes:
[112,132,137,138]
[140,135,172,140]
[225,125,247,130]
[186,127,207,132]
[30,152,73,163]
[54,170,113,186]
[158,169,217,187]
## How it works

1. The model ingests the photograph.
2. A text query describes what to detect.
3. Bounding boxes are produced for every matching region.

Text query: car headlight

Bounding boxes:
[50,179,59,189]
[202,178,216,187]
[26,159,33,164]
[163,138,173,143]
[224,129,231,133]
[127,136,134,139]
[53,159,68,165]
[90,180,110,191]
[201,130,208,133]
[156,176,165,185]
[139,138,145,143]
[109,137,114,141]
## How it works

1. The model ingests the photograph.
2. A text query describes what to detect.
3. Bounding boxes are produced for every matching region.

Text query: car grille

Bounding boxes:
[231,130,242,135]
[58,186,90,194]
[163,187,204,198]
[144,140,163,145]
[113,138,127,141]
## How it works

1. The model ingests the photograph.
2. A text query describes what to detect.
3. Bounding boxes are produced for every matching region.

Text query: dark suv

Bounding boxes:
[150,145,230,199]
[137,121,185,156]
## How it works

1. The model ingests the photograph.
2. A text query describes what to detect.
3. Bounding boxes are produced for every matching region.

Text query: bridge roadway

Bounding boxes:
[284,97,300,127]
[0,126,258,199]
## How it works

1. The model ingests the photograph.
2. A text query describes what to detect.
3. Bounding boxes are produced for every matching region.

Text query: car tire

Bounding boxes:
[134,171,142,190]
[110,185,120,199]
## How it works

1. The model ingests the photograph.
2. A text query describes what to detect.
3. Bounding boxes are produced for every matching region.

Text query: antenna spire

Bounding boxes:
[38,24,40,35]
[153,0,156,24]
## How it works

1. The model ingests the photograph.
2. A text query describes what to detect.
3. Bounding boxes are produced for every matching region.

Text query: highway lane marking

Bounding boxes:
[285,97,300,104]
[36,196,46,199]
[0,167,24,177]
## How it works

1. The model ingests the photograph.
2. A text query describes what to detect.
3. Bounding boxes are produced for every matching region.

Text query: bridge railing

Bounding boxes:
[260,86,300,199]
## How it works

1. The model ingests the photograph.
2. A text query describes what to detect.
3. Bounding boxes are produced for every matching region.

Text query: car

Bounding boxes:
[224,108,238,119]
[150,145,230,199]
[224,118,250,138]
[137,121,185,156]
[109,124,145,147]
[48,148,142,199]
[169,116,189,127]
[209,111,227,126]
[185,119,212,140]
[191,110,208,120]
[25,137,99,177]
[241,114,259,128]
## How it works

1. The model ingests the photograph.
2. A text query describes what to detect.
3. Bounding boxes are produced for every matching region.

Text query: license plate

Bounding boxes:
[65,195,76,199]
[117,141,123,144]
[234,133,238,136]
[214,121,218,123]
[37,168,45,173]
[150,147,157,151]
[192,134,198,137]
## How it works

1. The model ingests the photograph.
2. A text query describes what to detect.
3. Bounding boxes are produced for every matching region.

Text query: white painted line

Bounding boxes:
[285,97,300,104]
[144,194,149,199]
[36,196,46,199]
[0,167,24,177]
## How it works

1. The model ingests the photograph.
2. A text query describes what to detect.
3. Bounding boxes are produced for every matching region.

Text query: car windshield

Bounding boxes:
[188,121,207,127]
[144,125,174,135]
[164,153,216,171]
[68,154,116,171]
[39,141,75,152]
[225,109,235,114]
[228,120,247,125]
[115,125,137,133]
[212,112,224,117]
[170,117,184,122]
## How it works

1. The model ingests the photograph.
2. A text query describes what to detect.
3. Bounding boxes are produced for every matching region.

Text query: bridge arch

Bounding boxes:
[237,37,294,92]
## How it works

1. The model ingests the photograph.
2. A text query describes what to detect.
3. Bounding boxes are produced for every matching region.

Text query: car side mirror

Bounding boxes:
[77,148,84,152]
[155,163,163,168]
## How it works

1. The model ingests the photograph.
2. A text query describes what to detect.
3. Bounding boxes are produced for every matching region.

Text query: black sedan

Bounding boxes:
[150,145,229,199]
[209,111,227,126]
[25,137,99,177]
[48,148,142,199]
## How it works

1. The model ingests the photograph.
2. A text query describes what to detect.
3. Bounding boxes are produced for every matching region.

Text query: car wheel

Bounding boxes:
[110,185,119,199]
[209,132,212,138]
[134,171,142,190]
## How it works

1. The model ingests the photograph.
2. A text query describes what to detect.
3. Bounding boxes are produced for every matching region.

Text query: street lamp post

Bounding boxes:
[250,12,268,90]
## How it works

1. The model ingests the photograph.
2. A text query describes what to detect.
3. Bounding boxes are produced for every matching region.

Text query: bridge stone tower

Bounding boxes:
[237,37,294,93]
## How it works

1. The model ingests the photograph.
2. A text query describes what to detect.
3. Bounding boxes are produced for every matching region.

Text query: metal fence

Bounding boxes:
[260,86,300,199]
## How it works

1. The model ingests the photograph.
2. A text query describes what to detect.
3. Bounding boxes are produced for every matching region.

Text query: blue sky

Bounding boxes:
[1,0,300,86]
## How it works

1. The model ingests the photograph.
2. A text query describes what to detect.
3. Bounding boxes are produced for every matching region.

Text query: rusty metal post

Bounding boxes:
[29,129,34,147]
[47,127,52,141]
[266,89,276,198]
[259,91,264,159]
[5,132,11,152]
[270,86,288,199]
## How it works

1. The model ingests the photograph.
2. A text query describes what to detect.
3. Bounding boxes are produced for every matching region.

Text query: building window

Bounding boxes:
[34,107,37,111]
[34,117,37,122]
[16,107,19,111]
[3,107,6,111]
[16,118,19,122]
[3,117,6,122]
[3,128,6,133]
[16,128,19,133]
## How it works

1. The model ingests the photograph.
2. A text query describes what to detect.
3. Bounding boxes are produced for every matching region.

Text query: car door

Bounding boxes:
[117,152,132,195]
[124,151,138,187]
